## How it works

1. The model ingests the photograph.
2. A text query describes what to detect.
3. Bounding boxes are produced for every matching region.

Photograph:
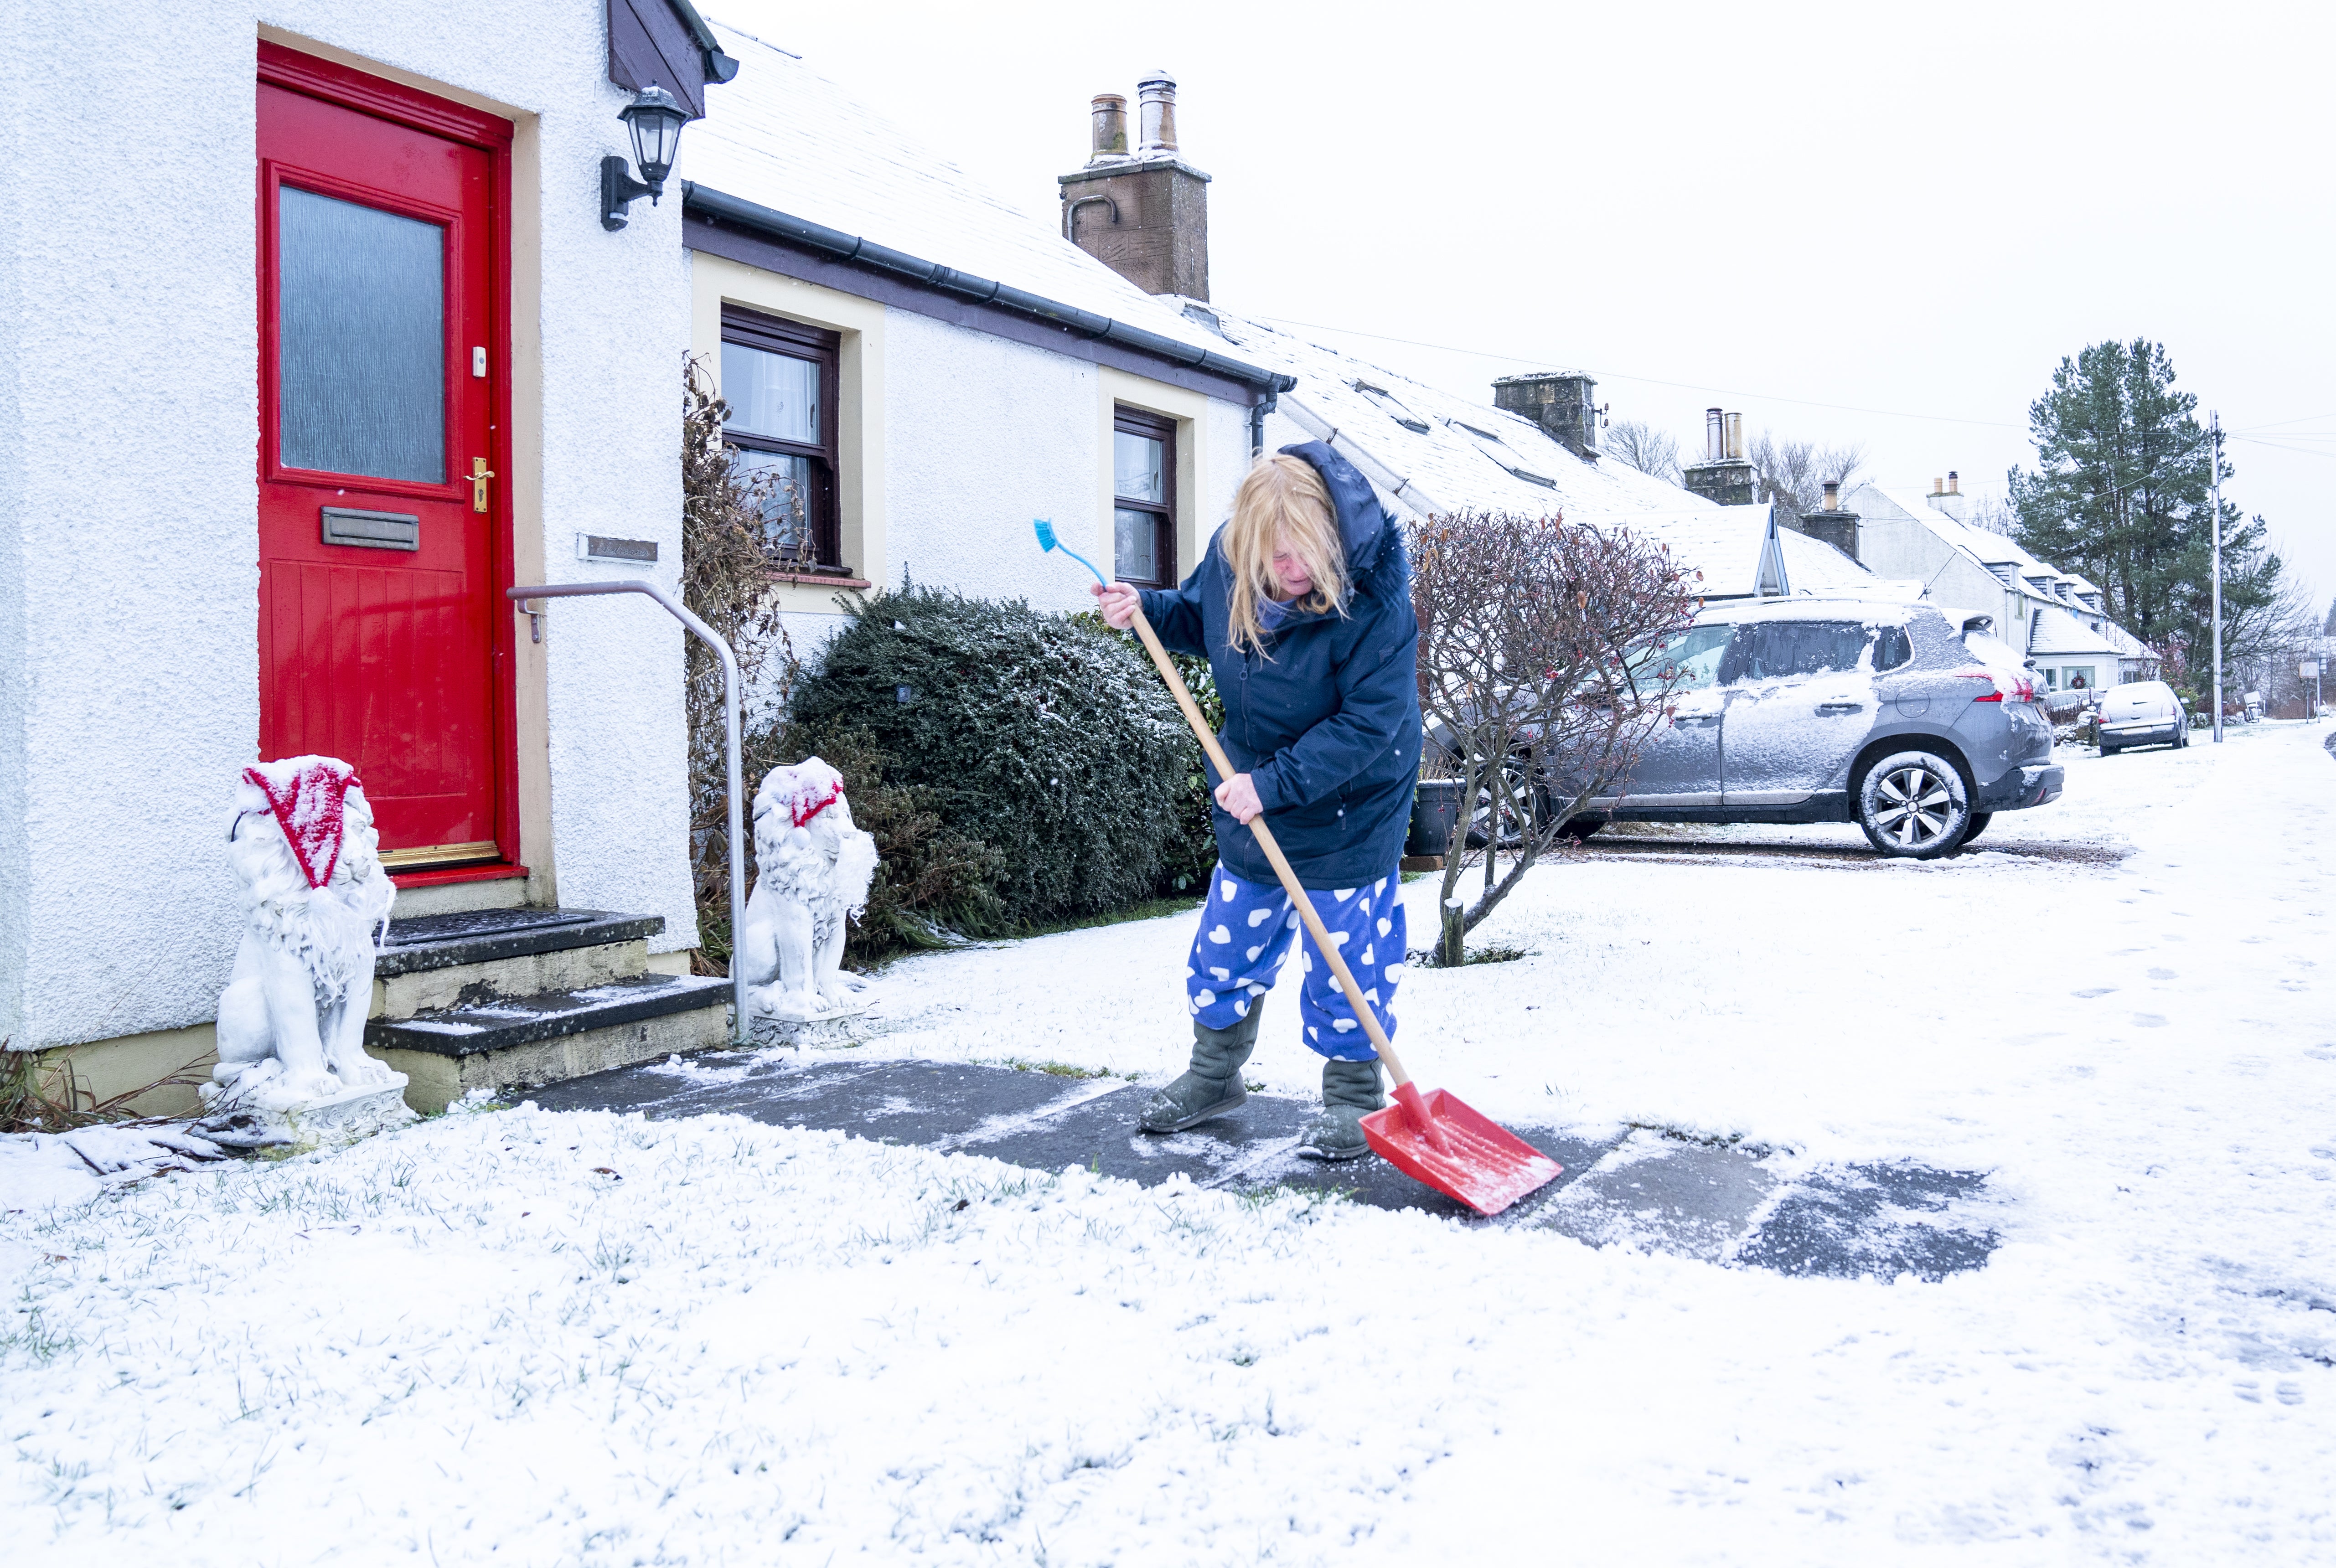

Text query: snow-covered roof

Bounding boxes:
[2028,605,2124,658]
[680,24,1232,366]
[1561,505,1785,598]
[1198,308,1700,520]
[1775,526,1889,598]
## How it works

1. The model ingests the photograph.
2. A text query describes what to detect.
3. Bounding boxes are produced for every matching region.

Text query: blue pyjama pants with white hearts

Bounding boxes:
[1186,864,1407,1062]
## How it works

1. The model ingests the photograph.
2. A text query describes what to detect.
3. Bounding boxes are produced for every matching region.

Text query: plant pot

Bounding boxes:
[1408,779,1464,856]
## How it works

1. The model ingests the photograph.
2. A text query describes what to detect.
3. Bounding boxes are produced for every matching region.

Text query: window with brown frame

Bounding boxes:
[719,305,844,572]
[1112,406,1178,588]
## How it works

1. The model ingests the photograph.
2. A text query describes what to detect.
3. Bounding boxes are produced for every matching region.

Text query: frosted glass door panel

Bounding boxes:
[722,342,819,441]
[278,187,447,483]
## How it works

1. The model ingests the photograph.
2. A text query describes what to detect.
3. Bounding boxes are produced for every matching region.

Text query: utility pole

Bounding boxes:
[2210,410,2225,744]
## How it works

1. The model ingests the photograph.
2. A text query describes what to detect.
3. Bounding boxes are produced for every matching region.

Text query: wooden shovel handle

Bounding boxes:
[1125,603,1412,1088]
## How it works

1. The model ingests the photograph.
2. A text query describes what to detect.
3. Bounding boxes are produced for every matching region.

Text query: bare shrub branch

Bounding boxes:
[1410,511,1702,964]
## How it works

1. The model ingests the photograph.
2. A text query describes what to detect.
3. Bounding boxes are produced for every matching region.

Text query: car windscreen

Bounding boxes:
[1717,621,1869,683]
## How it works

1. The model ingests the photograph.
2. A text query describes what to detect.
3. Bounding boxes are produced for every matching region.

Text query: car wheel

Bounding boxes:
[1560,815,1605,841]
[1856,750,1973,860]
[1463,765,1530,850]
[1961,811,1992,845]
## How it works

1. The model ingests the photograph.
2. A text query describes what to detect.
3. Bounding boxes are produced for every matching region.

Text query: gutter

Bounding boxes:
[1275,393,1443,517]
[682,184,1297,415]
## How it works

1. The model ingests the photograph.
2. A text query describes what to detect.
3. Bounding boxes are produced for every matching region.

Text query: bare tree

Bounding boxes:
[1411,512,1702,966]
[1964,493,2020,536]
[1748,431,1867,515]
[1603,419,1682,485]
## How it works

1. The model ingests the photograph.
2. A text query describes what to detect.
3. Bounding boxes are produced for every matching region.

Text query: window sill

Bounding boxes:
[768,570,872,590]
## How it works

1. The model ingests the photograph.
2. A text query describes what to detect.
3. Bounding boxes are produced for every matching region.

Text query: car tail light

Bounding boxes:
[1955,667,2033,703]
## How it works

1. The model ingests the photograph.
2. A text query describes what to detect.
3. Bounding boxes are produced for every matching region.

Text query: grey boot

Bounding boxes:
[1297,1057,1385,1161]
[1138,1008,1263,1133]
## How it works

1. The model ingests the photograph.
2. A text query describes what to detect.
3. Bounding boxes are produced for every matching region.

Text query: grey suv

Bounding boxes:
[1578,598,2063,858]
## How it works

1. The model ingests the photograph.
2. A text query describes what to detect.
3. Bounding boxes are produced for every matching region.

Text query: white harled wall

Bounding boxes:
[0,0,697,1053]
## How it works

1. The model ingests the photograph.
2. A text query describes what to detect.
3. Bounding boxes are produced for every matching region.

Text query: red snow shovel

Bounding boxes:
[1120,597,1564,1217]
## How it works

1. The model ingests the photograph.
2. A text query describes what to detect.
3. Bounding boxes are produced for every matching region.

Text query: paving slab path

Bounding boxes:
[531,1050,1997,1278]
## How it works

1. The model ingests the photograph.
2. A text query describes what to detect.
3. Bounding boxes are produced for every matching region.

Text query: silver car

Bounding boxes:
[1580,597,2063,859]
[2095,680,2189,754]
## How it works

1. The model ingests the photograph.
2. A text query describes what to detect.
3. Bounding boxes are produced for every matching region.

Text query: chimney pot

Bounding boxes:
[1137,70,1178,153]
[1948,470,1961,495]
[1088,94,1128,162]
[1705,408,1724,463]
[1933,476,1944,495]
[1723,412,1744,462]
[1822,480,1840,511]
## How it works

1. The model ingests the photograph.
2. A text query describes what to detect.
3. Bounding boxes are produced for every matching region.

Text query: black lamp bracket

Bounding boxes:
[602,155,660,232]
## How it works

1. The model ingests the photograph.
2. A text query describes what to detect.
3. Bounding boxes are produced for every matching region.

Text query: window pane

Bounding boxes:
[730,447,815,561]
[1636,623,1734,691]
[278,187,445,482]
[1720,621,1870,683]
[1114,430,1164,504]
[1114,507,1159,583]
[722,341,818,443]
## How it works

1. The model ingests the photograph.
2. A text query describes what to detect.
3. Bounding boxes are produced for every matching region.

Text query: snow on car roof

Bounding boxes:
[1694,594,1923,625]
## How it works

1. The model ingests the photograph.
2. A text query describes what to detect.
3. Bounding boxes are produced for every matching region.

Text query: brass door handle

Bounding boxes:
[471,457,495,513]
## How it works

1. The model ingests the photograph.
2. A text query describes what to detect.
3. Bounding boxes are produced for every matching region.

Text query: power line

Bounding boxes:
[1248,313,2029,430]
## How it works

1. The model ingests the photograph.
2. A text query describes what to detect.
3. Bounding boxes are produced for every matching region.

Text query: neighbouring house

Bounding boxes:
[672,36,1291,664]
[1839,477,2160,688]
[4,0,751,1114]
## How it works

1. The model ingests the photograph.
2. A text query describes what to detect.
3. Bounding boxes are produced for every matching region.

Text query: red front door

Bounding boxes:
[256,50,511,871]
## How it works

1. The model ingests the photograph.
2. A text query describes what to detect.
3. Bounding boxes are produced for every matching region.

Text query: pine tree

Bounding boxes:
[2009,339,2283,681]
[2324,593,2336,638]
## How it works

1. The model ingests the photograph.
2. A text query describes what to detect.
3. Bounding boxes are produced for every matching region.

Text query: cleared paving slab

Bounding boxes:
[527,1052,1999,1275]
[1528,1129,1780,1261]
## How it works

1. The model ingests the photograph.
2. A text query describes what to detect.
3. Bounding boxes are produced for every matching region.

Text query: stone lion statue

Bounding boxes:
[737,757,880,1023]
[197,756,412,1145]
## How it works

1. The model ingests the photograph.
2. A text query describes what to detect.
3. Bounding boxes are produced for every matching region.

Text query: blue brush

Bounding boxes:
[1032,517,1107,587]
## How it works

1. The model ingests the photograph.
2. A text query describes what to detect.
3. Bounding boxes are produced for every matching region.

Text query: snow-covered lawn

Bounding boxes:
[6,723,2332,1563]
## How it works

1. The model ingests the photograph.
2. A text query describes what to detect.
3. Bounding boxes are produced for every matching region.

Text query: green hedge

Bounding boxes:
[786,587,1210,934]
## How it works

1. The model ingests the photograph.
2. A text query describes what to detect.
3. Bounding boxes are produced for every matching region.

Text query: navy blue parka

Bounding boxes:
[1138,442,1423,890]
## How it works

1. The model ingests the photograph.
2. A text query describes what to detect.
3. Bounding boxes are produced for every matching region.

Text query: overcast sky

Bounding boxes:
[724,0,2333,617]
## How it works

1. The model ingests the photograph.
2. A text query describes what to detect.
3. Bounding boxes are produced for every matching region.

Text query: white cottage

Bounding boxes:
[4,0,752,1111]
[672,28,1289,654]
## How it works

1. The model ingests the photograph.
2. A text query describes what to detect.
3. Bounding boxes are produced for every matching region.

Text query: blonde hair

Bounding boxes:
[1224,454,1346,655]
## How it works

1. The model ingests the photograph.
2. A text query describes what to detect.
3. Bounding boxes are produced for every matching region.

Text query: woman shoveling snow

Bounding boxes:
[1093,443,1422,1160]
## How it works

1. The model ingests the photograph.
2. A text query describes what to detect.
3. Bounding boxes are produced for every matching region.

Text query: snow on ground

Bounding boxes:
[5,724,2332,1563]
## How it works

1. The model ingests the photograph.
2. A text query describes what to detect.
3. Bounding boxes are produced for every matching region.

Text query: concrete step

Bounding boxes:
[371,908,666,1021]
[365,972,731,1113]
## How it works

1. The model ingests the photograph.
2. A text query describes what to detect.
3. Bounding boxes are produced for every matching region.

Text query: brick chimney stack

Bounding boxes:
[1490,371,1600,458]
[1795,479,1861,560]
[1059,70,1211,300]
[1683,407,1756,505]
[1927,468,1971,523]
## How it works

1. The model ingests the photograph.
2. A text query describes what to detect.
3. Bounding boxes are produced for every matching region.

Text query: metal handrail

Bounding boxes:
[506,580,749,1045]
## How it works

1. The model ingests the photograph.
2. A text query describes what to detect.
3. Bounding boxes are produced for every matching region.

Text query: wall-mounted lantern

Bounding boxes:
[601,84,690,232]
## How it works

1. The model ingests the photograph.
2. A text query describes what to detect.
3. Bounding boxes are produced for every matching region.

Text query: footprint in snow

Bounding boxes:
[2147,967,2177,980]
[2073,987,2118,998]
[2132,1013,2169,1027]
